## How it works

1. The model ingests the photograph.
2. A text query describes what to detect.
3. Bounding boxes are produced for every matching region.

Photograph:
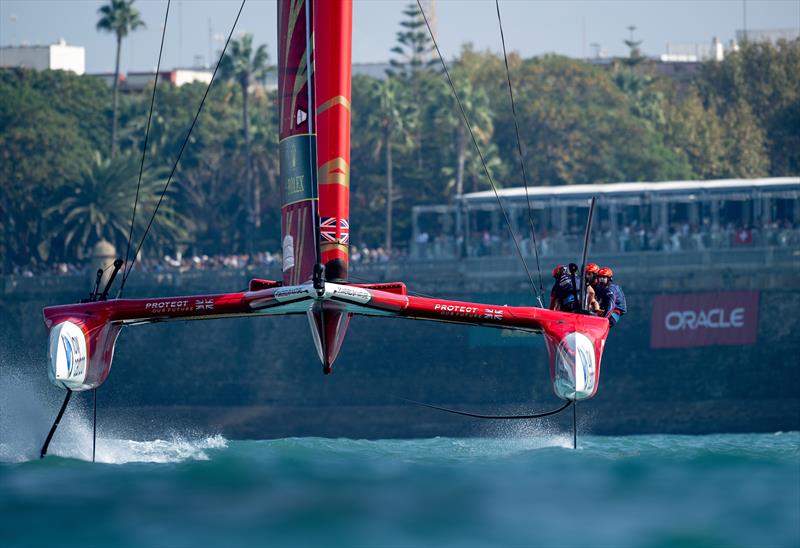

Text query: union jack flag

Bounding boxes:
[320,217,349,244]
[484,308,503,320]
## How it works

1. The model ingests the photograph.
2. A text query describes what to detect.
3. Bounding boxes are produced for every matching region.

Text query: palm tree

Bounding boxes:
[44,152,189,261]
[435,77,494,198]
[96,0,145,159]
[365,76,412,253]
[219,33,270,254]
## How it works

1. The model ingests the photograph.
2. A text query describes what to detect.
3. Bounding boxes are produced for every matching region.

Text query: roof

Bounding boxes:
[462,177,800,204]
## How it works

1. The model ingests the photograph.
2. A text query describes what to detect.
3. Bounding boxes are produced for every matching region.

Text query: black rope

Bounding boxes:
[572,400,577,449]
[398,396,572,420]
[494,0,545,307]
[92,389,97,463]
[40,389,72,459]
[120,0,171,296]
[118,0,247,293]
[416,0,539,302]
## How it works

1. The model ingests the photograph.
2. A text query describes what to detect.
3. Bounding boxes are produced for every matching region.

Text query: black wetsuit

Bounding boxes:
[608,282,627,327]
[550,272,579,313]
[596,284,616,321]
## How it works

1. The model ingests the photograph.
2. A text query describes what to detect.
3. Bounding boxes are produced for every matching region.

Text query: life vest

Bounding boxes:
[609,283,627,316]
[595,284,615,319]
[551,273,579,312]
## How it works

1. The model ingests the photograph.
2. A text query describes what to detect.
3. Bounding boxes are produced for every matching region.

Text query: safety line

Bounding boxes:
[120,0,171,296]
[495,0,545,306]
[416,0,540,303]
[119,0,247,293]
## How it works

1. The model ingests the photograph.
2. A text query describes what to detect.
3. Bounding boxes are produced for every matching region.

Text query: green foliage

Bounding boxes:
[43,152,189,261]
[1,37,795,271]
[219,34,270,91]
[96,0,145,40]
[697,39,800,175]
[388,2,437,78]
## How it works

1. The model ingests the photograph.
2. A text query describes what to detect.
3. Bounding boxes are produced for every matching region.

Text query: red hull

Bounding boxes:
[43,280,609,398]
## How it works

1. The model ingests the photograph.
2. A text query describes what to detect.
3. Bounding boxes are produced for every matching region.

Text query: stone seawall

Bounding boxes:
[2,252,798,438]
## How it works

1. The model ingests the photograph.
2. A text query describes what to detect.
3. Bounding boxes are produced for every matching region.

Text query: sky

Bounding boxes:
[1,0,798,73]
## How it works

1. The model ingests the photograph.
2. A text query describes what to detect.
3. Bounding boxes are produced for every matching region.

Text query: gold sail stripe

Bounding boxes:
[321,243,349,253]
[317,95,351,115]
[282,197,318,207]
[318,157,350,188]
[279,132,314,144]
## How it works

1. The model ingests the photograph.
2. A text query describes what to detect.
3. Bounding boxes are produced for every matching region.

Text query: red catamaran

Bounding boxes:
[40,0,610,457]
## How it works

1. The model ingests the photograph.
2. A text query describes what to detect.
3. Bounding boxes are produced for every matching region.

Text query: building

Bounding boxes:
[411,178,800,259]
[736,28,800,43]
[0,39,85,75]
[660,36,729,63]
[90,68,213,92]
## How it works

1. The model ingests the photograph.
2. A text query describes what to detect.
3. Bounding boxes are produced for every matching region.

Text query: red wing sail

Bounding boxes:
[278,0,318,286]
[314,0,352,283]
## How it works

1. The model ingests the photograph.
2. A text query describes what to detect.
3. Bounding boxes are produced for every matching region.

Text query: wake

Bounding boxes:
[0,365,226,464]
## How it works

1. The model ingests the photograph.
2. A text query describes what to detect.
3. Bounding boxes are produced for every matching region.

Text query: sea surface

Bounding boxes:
[0,367,797,547]
[1,420,798,547]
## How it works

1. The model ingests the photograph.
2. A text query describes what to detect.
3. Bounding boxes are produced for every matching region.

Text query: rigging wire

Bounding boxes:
[118,0,247,295]
[120,0,171,294]
[494,0,545,306]
[398,396,572,420]
[415,0,540,303]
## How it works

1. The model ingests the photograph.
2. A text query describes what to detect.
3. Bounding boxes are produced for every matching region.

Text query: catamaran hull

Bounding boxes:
[43,280,609,397]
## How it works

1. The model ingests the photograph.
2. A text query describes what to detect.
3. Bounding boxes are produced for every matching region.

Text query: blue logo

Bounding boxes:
[61,335,73,373]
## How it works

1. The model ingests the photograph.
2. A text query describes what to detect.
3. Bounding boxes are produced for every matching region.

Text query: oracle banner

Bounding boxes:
[650,291,759,349]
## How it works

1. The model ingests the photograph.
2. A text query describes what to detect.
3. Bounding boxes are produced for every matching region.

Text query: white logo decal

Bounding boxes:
[434,304,481,318]
[665,308,745,331]
[332,285,371,304]
[282,235,295,272]
[195,299,214,311]
[296,109,307,126]
[274,285,312,302]
[483,308,503,320]
[49,321,88,387]
[144,300,191,312]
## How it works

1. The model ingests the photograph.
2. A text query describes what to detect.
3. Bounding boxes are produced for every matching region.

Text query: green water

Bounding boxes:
[1,431,798,547]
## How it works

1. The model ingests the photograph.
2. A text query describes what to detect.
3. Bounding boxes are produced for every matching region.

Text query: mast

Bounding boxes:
[277,0,352,285]
[314,0,352,282]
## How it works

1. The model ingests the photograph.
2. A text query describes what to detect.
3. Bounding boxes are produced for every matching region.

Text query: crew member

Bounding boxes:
[597,267,626,327]
[584,263,601,313]
[549,265,579,313]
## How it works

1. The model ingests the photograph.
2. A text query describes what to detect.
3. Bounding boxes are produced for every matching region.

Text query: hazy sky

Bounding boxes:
[1,0,798,73]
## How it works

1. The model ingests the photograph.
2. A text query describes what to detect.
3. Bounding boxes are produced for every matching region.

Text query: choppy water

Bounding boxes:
[1,366,798,547]
[2,425,798,546]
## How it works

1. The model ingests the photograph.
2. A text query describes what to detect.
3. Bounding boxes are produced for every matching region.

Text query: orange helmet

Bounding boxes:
[598,267,613,279]
[552,265,565,278]
[585,263,600,275]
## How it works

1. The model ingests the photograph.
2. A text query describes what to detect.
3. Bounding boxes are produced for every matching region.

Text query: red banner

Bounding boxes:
[650,292,759,348]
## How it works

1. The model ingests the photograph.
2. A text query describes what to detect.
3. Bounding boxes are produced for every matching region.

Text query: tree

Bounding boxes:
[96,0,145,159]
[436,54,495,198]
[388,2,438,169]
[364,77,413,252]
[43,152,189,262]
[697,39,800,175]
[219,33,270,254]
[0,70,95,267]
